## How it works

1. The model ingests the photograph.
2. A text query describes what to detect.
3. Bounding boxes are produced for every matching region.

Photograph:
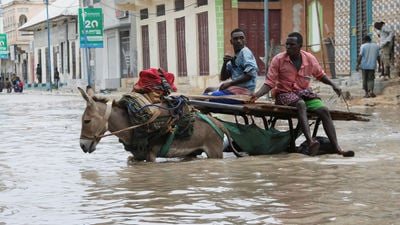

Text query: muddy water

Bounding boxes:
[0,93,399,225]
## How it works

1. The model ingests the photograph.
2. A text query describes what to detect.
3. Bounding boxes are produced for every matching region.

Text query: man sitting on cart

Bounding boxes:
[251,32,352,157]
[203,28,258,104]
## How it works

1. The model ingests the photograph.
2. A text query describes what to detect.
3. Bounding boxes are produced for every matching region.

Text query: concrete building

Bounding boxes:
[334,0,400,76]
[19,0,81,87]
[115,0,336,92]
[1,0,48,82]
[0,1,4,75]
[92,0,137,91]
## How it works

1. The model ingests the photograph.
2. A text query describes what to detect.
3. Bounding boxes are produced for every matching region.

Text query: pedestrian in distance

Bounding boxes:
[0,76,4,92]
[356,35,380,98]
[251,32,353,157]
[11,74,17,87]
[374,21,394,80]
[5,77,12,93]
[203,28,258,104]
[36,64,42,83]
[54,67,60,89]
[13,76,23,93]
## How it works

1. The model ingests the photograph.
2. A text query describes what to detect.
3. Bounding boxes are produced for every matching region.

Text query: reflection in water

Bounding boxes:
[0,93,399,225]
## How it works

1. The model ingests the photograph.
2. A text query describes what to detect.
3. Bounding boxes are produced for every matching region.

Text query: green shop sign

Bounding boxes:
[78,8,104,48]
[0,34,9,59]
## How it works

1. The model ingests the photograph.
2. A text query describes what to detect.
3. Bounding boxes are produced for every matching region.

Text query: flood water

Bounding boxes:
[0,92,399,225]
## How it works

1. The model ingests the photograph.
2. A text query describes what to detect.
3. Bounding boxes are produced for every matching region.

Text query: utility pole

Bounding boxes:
[45,0,52,91]
[89,0,95,91]
[264,0,269,74]
[83,0,95,90]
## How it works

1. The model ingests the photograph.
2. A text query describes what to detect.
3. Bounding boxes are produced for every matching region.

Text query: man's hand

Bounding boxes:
[332,84,342,97]
[223,55,233,63]
[249,93,258,103]
[219,82,231,90]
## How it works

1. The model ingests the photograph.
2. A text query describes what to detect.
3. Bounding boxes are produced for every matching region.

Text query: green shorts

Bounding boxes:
[305,99,324,110]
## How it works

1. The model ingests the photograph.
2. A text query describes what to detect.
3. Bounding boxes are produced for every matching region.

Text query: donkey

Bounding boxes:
[78,87,242,162]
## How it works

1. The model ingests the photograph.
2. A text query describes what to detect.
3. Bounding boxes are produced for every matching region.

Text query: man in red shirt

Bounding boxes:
[252,32,351,157]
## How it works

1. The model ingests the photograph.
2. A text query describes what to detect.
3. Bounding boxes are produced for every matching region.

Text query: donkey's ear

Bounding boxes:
[86,86,95,97]
[78,87,95,105]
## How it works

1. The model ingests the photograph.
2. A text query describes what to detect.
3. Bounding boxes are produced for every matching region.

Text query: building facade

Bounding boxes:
[116,0,221,92]
[1,0,47,82]
[335,0,399,76]
[93,0,137,91]
[115,0,335,92]
[19,0,82,88]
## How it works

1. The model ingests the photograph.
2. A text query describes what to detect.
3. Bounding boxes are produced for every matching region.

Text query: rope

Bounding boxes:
[341,94,350,112]
[127,96,184,113]
[100,95,189,138]
[98,110,161,138]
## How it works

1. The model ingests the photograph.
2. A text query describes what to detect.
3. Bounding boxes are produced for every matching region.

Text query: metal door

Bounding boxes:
[239,9,281,75]
[141,25,150,69]
[176,17,187,76]
[158,21,168,71]
[198,11,209,76]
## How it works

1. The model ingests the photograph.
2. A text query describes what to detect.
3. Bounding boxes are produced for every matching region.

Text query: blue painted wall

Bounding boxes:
[350,0,373,71]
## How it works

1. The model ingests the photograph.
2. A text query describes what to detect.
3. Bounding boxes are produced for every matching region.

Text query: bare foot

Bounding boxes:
[336,149,355,157]
[341,150,355,157]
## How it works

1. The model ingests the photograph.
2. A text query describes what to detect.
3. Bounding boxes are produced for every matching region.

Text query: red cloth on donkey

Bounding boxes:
[133,68,177,94]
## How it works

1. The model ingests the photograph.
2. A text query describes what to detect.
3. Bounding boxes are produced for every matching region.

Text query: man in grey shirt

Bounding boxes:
[204,28,258,104]
[356,35,380,98]
[374,21,394,79]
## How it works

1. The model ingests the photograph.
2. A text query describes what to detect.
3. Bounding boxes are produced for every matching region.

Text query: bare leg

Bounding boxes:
[314,107,344,155]
[295,100,319,155]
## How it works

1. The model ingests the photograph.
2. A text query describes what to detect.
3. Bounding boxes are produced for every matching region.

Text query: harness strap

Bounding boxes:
[159,126,177,157]
[196,112,224,139]
[99,108,161,138]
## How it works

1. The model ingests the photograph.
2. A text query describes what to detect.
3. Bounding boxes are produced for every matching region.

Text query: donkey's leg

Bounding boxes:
[203,140,224,159]
[146,147,157,162]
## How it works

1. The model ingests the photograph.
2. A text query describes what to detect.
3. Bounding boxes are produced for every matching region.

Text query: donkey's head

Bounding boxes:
[78,87,112,153]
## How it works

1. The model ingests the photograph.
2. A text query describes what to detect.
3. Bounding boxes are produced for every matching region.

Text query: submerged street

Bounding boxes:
[0,92,399,225]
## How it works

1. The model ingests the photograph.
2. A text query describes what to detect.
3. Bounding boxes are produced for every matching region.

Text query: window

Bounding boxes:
[120,30,131,78]
[356,0,367,55]
[175,17,187,76]
[197,0,207,6]
[52,46,58,80]
[197,12,209,75]
[61,42,64,73]
[157,4,165,16]
[175,0,184,11]
[67,40,70,73]
[45,47,50,80]
[18,14,27,27]
[71,42,76,79]
[158,21,168,70]
[141,25,150,69]
[140,8,148,20]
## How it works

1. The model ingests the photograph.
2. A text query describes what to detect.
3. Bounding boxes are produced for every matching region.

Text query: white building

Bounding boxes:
[92,0,137,91]
[115,0,220,92]
[1,0,47,82]
[19,0,82,87]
